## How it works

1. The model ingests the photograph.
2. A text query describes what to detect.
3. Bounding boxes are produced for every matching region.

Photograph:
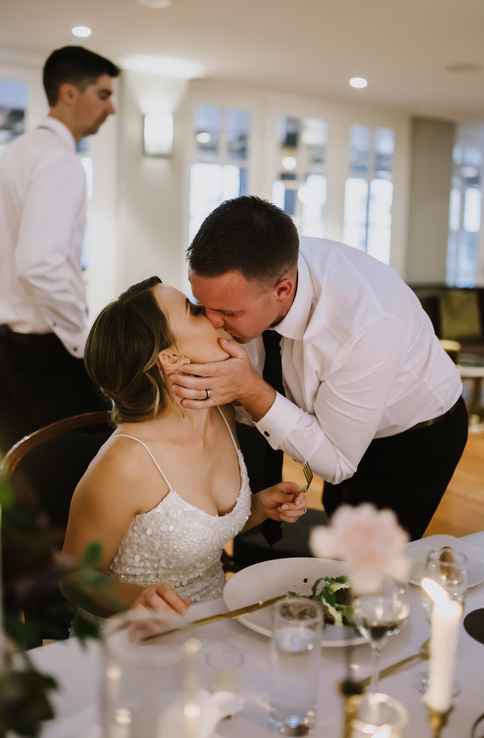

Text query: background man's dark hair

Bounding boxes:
[187,196,299,281]
[43,46,120,106]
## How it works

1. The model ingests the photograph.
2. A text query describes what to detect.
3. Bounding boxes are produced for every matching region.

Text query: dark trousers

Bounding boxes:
[0,329,108,452]
[323,397,468,540]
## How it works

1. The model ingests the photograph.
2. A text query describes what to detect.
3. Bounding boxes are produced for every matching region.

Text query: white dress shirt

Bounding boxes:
[0,116,88,357]
[244,238,462,484]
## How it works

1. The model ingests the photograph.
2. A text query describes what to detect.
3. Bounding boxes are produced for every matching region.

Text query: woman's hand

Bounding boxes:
[132,583,191,614]
[257,482,307,524]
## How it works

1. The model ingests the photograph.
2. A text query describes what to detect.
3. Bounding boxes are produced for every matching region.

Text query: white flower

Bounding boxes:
[310,504,410,594]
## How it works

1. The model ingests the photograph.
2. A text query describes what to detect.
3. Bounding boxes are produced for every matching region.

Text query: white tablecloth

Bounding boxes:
[27,532,484,738]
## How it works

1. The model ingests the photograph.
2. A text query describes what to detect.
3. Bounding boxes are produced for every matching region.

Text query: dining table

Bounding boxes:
[23,531,484,738]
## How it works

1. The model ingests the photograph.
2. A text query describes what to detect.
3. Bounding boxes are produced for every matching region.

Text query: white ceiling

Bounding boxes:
[2,0,484,120]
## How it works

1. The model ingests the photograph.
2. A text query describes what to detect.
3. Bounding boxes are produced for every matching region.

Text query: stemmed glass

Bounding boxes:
[416,549,468,694]
[352,579,410,692]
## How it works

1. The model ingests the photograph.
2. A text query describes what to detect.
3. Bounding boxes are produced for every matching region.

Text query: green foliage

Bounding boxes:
[0,655,57,737]
[0,470,112,736]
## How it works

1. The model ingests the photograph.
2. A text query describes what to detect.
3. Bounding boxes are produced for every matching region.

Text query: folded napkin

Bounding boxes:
[157,688,244,738]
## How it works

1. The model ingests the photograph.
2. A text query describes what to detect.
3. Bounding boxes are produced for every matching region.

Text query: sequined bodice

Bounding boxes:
[108,411,251,603]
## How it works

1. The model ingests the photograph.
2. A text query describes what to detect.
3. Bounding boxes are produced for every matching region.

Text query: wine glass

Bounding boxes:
[416,549,468,694]
[353,579,409,692]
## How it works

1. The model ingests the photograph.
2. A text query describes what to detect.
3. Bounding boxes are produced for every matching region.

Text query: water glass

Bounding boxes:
[351,692,408,737]
[269,596,322,736]
[101,610,201,738]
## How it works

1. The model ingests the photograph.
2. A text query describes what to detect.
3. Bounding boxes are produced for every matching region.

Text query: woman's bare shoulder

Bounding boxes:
[73,434,154,511]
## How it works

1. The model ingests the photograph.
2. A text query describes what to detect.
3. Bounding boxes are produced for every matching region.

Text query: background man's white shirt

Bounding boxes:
[0,116,89,357]
[243,237,462,484]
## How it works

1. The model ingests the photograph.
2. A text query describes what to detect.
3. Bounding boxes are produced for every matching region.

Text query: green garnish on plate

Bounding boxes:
[289,575,353,627]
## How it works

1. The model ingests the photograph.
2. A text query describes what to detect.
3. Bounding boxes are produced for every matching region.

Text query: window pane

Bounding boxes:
[373,128,395,180]
[344,125,395,262]
[447,134,483,286]
[299,174,327,237]
[0,80,27,156]
[349,125,370,177]
[226,109,249,161]
[194,104,221,159]
[273,115,327,236]
[343,177,369,250]
[189,163,245,241]
[367,178,393,263]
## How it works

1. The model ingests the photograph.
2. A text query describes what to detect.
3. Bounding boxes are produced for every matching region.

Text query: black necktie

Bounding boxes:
[261,330,284,545]
[262,330,284,396]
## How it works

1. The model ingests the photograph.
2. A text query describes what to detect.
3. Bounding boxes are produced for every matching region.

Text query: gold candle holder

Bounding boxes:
[427,705,453,738]
[339,678,364,738]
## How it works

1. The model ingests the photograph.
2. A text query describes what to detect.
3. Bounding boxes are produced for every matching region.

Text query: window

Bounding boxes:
[0,79,27,156]
[272,116,328,238]
[447,137,482,286]
[343,126,395,263]
[188,104,250,241]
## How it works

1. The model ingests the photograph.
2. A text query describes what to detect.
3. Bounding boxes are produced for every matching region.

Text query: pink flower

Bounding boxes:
[310,504,410,593]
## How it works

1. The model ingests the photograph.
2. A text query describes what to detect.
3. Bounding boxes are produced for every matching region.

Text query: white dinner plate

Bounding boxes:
[223,557,366,647]
[407,535,484,589]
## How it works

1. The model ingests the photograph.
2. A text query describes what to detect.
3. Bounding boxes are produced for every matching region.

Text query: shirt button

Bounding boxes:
[264,431,270,437]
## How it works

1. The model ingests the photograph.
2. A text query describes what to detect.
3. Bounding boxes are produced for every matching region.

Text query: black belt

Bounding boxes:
[409,396,462,432]
[0,325,55,344]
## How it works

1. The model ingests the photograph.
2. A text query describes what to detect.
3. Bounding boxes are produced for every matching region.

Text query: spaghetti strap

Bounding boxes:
[217,407,240,453]
[114,433,173,489]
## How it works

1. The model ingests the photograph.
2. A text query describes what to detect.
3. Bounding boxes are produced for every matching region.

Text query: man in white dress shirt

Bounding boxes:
[173,196,467,540]
[0,46,119,450]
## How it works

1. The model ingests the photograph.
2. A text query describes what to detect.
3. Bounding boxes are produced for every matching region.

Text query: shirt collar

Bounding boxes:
[274,252,313,340]
[39,116,77,152]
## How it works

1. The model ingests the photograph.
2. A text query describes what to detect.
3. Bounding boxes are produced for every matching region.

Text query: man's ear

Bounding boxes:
[157,349,191,377]
[57,82,79,107]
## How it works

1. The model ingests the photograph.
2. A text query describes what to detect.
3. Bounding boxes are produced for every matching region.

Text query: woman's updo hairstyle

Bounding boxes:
[84,276,174,423]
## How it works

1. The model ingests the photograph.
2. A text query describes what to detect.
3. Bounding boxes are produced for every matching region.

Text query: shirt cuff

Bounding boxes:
[255,392,302,449]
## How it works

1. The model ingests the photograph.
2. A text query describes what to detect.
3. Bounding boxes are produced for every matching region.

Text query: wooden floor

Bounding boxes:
[283,428,484,537]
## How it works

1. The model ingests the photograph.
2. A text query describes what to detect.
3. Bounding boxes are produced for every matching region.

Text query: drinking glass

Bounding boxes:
[352,580,409,692]
[101,610,201,738]
[269,596,322,736]
[351,692,408,737]
[416,549,468,695]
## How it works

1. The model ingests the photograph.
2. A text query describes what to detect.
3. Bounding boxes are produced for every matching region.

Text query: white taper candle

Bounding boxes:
[422,577,462,712]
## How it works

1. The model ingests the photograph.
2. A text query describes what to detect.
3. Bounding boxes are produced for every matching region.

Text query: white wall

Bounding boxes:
[406,117,456,284]
[116,69,189,293]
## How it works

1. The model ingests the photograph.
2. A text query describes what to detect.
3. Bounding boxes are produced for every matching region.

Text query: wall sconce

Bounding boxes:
[143,112,174,157]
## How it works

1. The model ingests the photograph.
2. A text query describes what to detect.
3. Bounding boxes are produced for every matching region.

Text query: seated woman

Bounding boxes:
[62,276,306,617]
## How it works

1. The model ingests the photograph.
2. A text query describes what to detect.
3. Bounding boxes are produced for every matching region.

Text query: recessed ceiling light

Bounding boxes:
[138,0,172,7]
[349,76,368,89]
[71,25,92,38]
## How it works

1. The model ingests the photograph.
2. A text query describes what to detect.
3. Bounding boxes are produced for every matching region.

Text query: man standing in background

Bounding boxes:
[0,46,119,450]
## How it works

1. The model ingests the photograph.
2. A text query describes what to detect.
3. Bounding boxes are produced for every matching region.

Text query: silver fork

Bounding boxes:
[302,461,313,491]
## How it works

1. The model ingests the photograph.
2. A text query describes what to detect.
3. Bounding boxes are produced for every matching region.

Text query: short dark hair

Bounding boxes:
[187,196,299,281]
[84,276,174,424]
[43,46,120,106]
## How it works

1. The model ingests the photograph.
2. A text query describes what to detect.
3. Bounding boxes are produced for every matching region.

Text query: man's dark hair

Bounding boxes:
[43,46,120,106]
[187,196,299,281]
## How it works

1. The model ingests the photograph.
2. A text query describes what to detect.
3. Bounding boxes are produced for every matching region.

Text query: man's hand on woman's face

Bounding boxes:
[170,338,260,408]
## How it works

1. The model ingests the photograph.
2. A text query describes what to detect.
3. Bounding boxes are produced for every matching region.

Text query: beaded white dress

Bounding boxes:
[108,409,252,603]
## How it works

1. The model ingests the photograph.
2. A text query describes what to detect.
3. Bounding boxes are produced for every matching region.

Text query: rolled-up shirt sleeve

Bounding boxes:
[255,316,404,484]
[15,152,88,357]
